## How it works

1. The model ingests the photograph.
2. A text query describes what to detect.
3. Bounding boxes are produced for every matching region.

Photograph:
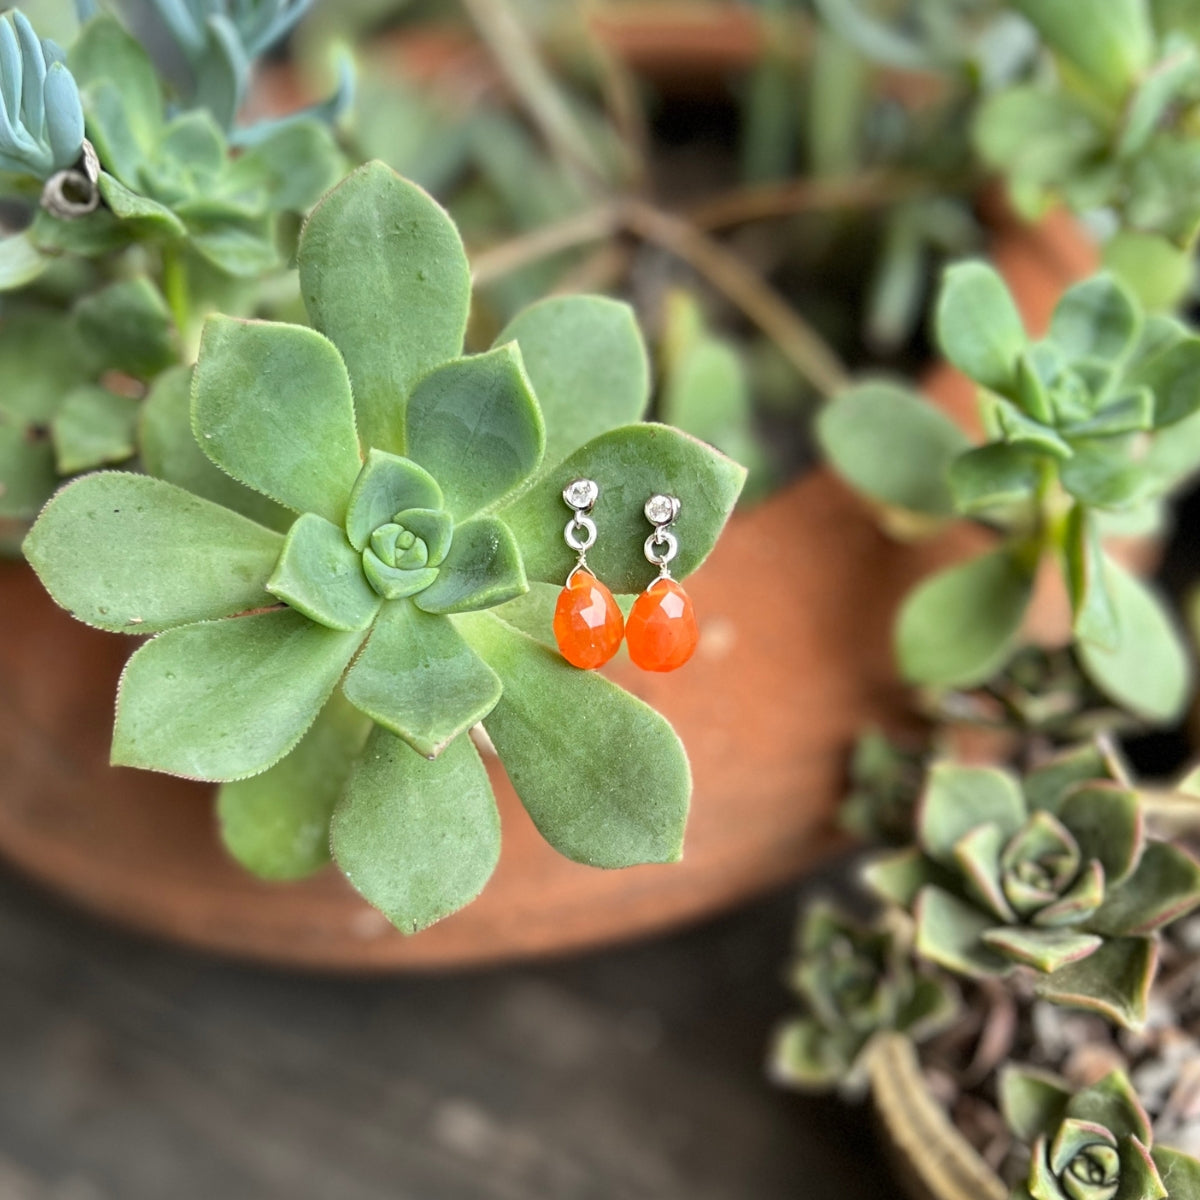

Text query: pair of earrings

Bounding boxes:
[553,478,699,673]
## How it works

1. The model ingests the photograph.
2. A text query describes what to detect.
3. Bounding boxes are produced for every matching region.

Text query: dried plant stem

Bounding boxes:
[472,198,851,398]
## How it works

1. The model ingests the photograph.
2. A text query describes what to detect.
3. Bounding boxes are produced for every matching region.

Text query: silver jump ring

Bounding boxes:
[565,514,597,553]
[644,528,678,567]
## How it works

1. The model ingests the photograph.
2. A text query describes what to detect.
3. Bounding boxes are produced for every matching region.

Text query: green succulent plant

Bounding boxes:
[0,8,84,183]
[976,0,1200,309]
[867,745,1200,1027]
[820,263,1199,723]
[771,901,958,1092]
[1001,1065,1200,1200]
[837,728,925,847]
[23,161,746,931]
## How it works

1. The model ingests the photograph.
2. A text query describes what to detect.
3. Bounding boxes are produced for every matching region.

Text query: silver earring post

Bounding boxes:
[563,478,599,581]
[643,493,680,581]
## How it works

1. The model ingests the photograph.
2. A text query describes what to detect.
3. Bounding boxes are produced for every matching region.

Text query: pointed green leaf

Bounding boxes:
[995,401,1074,457]
[73,277,176,379]
[1049,275,1142,364]
[914,886,1009,977]
[948,444,1041,515]
[412,515,526,615]
[462,610,689,867]
[817,382,970,517]
[1078,559,1190,723]
[50,386,139,474]
[495,295,650,472]
[863,847,952,909]
[217,691,371,880]
[954,823,1014,922]
[919,763,1026,863]
[1130,336,1200,428]
[1088,841,1200,936]
[1025,743,1125,814]
[1062,390,1154,438]
[1058,783,1143,887]
[502,424,746,594]
[999,1066,1072,1144]
[343,449,443,552]
[331,725,500,933]
[1035,936,1156,1029]
[96,172,186,237]
[226,119,346,214]
[1060,439,1153,509]
[342,601,501,758]
[24,472,284,633]
[187,214,282,278]
[405,345,544,519]
[1065,508,1120,650]
[266,512,381,632]
[192,316,362,524]
[896,550,1033,687]
[113,608,365,781]
[981,926,1102,973]
[936,262,1027,395]
[70,16,161,143]
[1068,1073,1153,1144]
[139,366,292,531]
[298,161,471,454]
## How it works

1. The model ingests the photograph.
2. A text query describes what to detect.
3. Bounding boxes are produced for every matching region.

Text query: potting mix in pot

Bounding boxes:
[7,0,1200,1195]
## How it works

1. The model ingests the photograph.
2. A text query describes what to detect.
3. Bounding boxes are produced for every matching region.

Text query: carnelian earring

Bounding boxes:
[625,493,699,672]
[553,478,624,670]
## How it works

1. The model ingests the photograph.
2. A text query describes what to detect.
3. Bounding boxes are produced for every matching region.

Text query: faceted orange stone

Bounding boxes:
[625,578,698,672]
[553,570,624,670]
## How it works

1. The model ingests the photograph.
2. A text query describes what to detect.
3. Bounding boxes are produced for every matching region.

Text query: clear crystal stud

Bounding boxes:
[644,494,680,526]
[563,478,599,511]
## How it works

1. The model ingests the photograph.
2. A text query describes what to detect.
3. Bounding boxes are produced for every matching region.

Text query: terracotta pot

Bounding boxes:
[0,202,1098,970]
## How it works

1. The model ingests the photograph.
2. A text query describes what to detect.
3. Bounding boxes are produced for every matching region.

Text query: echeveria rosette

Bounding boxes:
[26,14,343,279]
[819,264,1196,725]
[1001,1065,1200,1200]
[24,161,746,931]
[866,746,1200,1028]
[771,902,958,1094]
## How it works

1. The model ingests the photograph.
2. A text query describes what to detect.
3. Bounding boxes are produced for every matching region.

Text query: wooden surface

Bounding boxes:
[0,469,963,969]
[0,864,886,1199]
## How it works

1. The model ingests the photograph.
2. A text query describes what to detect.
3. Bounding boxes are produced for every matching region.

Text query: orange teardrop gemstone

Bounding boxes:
[625,578,698,672]
[553,570,624,670]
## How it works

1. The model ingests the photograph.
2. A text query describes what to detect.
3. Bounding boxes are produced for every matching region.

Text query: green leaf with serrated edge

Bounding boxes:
[341,601,501,758]
[863,847,953,909]
[817,382,970,517]
[914,886,1009,978]
[96,173,186,237]
[1065,508,1119,651]
[266,512,381,632]
[981,927,1102,973]
[217,691,370,880]
[995,401,1074,457]
[343,449,443,553]
[1130,337,1200,428]
[1035,936,1156,1029]
[1058,783,1142,887]
[501,424,746,595]
[1049,275,1142,364]
[50,386,139,474]
[462,610,689,867]
[405,345,544,520]
[113,608,365,781]
[1087,842,1200,936]
[1078,559,1190,723]
[495,295,650,473]
[412,515,527,615]
[919,763,1026,864]
[192,316,362,525]
[330,725,500,933]
[299,162,471,454]
[936,261,1027,395]
[1011,0,1153,104]
[73,278,176,379]
[999,1066,1072,1143]
[1062,390,1154,438]
[896,550,1033,688]
[948,444,1041,515]
[0,231,47,291]
[1152,1147,1200,1199]
[139,366,291,532]
[24,472,283,633]
[1060,440,1152,509]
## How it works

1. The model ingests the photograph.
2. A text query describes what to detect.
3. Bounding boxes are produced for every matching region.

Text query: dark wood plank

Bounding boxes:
[0,867,885,1198]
